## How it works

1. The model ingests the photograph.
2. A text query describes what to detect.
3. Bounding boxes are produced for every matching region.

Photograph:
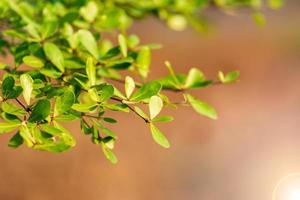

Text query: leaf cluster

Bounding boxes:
[0,0,280,163]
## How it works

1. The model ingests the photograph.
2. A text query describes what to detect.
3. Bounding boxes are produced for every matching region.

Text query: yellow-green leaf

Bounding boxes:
[149,95,163,120]
[118,34,127,57]
[185,94,218,120]
[20,74,33,105]
[78,29,99,58]
[43,42,65,72]
[125,76,135,99]
[23,55,44,68]
[150,123,170,148]
[136,46,151,78]
[86,56,96,86]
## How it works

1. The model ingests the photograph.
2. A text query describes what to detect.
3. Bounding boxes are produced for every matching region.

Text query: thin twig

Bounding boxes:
[110,97,150,123]
[15,98,31,113]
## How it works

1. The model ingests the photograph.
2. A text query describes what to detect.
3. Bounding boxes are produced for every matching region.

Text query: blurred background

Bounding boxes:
[1,1,300,200]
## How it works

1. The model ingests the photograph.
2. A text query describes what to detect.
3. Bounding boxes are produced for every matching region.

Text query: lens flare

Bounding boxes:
[273,173,300,200]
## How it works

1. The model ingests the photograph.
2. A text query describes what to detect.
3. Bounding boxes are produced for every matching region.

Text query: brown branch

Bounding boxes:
[107,77,222,93]
[15,98,31,113]
[110,97,150,123]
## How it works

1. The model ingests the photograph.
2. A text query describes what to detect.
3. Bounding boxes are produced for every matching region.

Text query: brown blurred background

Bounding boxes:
[1,1,300,200]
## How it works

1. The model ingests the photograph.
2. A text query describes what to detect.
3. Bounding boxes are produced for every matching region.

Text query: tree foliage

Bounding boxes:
[0,0,281,163]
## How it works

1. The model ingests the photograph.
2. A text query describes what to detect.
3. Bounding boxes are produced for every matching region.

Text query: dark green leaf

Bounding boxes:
[28,99,51,122]
[8,132,24,148]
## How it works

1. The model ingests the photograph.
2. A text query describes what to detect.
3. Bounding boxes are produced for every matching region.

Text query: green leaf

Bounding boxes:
[40,64,63,78]
[149,95,163,120]
[124,76,135,99]
[43,42,65,72]
[19,125,35,147]
[268,0,283,9]
[8,132,24,148]
[2,76,15,98]
[164,61,182,89]
[167,14,187,31]
[54,89,75,116]
[101,142,118,164]
[79,1,98,22]
[33,122,76,152]
[185,94,218,120]
[92,84,114,102]
[130,81,161,101]
[20,74,33,105]
[23,55,44,68]
[0,122,20,134]
[150,123,170,148]
[1,101,26,116]
[28,99,51,122]
[118,34,127,57]
[71,103,97,113]
[78,29,99,58]
[103,117,117,123]
[152,116,174,123]
[252,12,266,27]
[218,70,240,83]
[184,68,205,88]
[41,20,58,39]
[136,46,151,78]
[127,34,140,48]
[86,56,96,86]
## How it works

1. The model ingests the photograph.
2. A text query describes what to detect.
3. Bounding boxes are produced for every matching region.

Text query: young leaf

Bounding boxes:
[268,0,283,9]
[0,122,20,134]
[79,1,98,22]
[19,125,34,147]
[150,123,170,148]
[125,76,135,99]
[78,29,99,58]
[218,70,240,83]
[28,99,51,122]
[130,81,161,101]
[165,61,182,88]
[149,95,163,120]
[20,74,33,105]
[41,20,58,39]
[184,68,205,88]
[185,94,218,120]
[152,116,174,123]
[118,34,127,57]
[252,12,266,27]
[86,56,96,86]
[43,42,65,72]
[136,46,151,78]
[101,142,118,164]
[71,103,97,113]
[1,102,26,116]
[23,55,44,68]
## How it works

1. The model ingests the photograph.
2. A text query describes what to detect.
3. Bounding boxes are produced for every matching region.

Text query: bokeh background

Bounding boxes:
[1,1,300,200]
